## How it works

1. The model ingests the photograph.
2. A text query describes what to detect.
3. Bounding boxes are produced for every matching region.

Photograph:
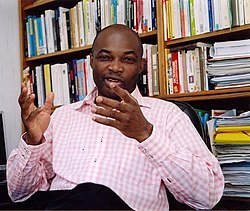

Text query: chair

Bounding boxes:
[166,100,211,210]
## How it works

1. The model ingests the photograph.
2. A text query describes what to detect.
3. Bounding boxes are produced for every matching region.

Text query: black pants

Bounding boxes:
[1,183,132,210]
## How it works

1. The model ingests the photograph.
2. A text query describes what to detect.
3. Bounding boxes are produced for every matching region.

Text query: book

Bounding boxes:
[26,15,36,57]
[68,61,76,103]
[40,14,47,54]
[145,44,153,96]
[43,64,52,97]
[58,6,69,51]
[45,9,55,53]
[244,0,250,24]
[214,132,250,144]
[171,51,180,93]
[162,0,168,41]
[177,51,184,93]
[77,1,85,47]
[216,125,250,132]
[232,0,241,26]
[33,17,40,55]
[171,0,182,39]
[35,65,45,107]
[186,50,195,92]
[85,55,95,94]
[151,45,159,96]
[51,64,62,106]
[189,0,196,36]
[180,49,188,92]
[60,63,70,105]
[166,49,173,94]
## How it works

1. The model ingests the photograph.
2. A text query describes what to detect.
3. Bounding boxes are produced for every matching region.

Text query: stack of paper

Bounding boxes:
[207,39,250,90]
[207,109,250,198]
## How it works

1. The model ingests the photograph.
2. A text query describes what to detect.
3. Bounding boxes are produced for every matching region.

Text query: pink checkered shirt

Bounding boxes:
[7,87,224,210]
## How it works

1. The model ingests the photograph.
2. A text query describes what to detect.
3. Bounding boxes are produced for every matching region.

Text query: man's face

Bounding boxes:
[90,29,144,100]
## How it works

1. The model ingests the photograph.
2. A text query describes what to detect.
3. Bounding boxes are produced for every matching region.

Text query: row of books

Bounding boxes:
[162,0,250,41]
[166,38,250,94]
[207,109,250,198]
[23,55,95,107]
[23,43,159,107]
[25,0,157,57]
[166,42,212,94]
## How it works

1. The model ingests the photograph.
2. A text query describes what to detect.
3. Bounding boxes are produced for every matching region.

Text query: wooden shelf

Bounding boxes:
[165,24,250,48]
[159,87,250,102]
[24,0,55,10]
[23,0,79,12]
[25,44,92,62]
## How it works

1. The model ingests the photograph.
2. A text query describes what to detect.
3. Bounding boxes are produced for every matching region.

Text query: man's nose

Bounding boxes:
[108,59,123,73]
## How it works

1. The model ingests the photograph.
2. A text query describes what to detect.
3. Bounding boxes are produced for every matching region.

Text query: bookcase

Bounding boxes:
[18,0,250,209]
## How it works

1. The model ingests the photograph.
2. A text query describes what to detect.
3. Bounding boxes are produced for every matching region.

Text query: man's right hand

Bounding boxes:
[18,83,54,145]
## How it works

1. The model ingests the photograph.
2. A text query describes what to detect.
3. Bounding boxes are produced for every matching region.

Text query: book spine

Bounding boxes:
[189,0,196,36]
[33,18,39,56]
[238,0,245,25]
[45,10,55,53]
[171,51,180,93]
[151,45,159,95]
[61,63,70,105]
[96,0,102,32]
[68,61,76,103]
[186,50,195,92]
[244,0,250,24]
[40,14,48,54]
[207,0,214,31]
[43,64,52,97]
[54,8,60,52]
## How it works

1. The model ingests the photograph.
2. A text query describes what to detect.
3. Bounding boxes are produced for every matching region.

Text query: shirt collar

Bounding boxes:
[71,86,151,111]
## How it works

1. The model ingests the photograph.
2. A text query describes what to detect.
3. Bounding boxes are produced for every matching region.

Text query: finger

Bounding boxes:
[18,83,29,105]
[19,94,36,113]
[42,92,54,114]
[92,115,120,129]
[110,83,136,104]
[95,96,129,113]
[91,105,124,121]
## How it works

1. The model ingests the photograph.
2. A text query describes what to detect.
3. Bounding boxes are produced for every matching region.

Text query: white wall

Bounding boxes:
[0,0,22,157]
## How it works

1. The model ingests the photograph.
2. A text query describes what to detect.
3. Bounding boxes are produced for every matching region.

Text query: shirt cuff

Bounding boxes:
[18,133,47,165]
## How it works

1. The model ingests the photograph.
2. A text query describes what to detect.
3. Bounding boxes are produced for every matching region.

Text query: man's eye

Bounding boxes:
[98,55,110,60]
[124,57,136,63]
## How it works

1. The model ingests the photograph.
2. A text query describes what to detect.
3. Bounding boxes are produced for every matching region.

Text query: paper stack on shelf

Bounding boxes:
[207,109,250,198]
[207,39,250,90]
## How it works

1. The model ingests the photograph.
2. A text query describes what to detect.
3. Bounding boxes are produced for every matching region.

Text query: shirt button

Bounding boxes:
[23,147,29,154]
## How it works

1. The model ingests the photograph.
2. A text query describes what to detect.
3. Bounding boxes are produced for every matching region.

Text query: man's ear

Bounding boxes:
[90,53,94,69]
[139,58,146,73]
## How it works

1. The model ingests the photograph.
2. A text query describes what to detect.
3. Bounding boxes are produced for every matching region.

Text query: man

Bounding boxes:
[7,24,224,210]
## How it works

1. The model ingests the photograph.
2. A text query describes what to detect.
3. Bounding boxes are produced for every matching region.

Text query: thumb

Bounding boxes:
[43,92,54,114]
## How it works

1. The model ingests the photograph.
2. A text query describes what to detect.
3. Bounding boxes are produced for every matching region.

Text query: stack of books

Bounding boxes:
[207,39,250,90]
[207,109,250,198]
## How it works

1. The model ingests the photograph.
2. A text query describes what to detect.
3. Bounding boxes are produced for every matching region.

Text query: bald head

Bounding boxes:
[92,24,143,58]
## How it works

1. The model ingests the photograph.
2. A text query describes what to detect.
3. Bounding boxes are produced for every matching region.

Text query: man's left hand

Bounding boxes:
[91,83,153,143]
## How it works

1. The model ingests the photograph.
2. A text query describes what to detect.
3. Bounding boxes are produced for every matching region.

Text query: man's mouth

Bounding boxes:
[104,77,124,87]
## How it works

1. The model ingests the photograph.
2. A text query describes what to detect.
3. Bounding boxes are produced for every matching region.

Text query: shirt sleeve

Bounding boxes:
[6,132,55,202]
[138,110,224,210]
